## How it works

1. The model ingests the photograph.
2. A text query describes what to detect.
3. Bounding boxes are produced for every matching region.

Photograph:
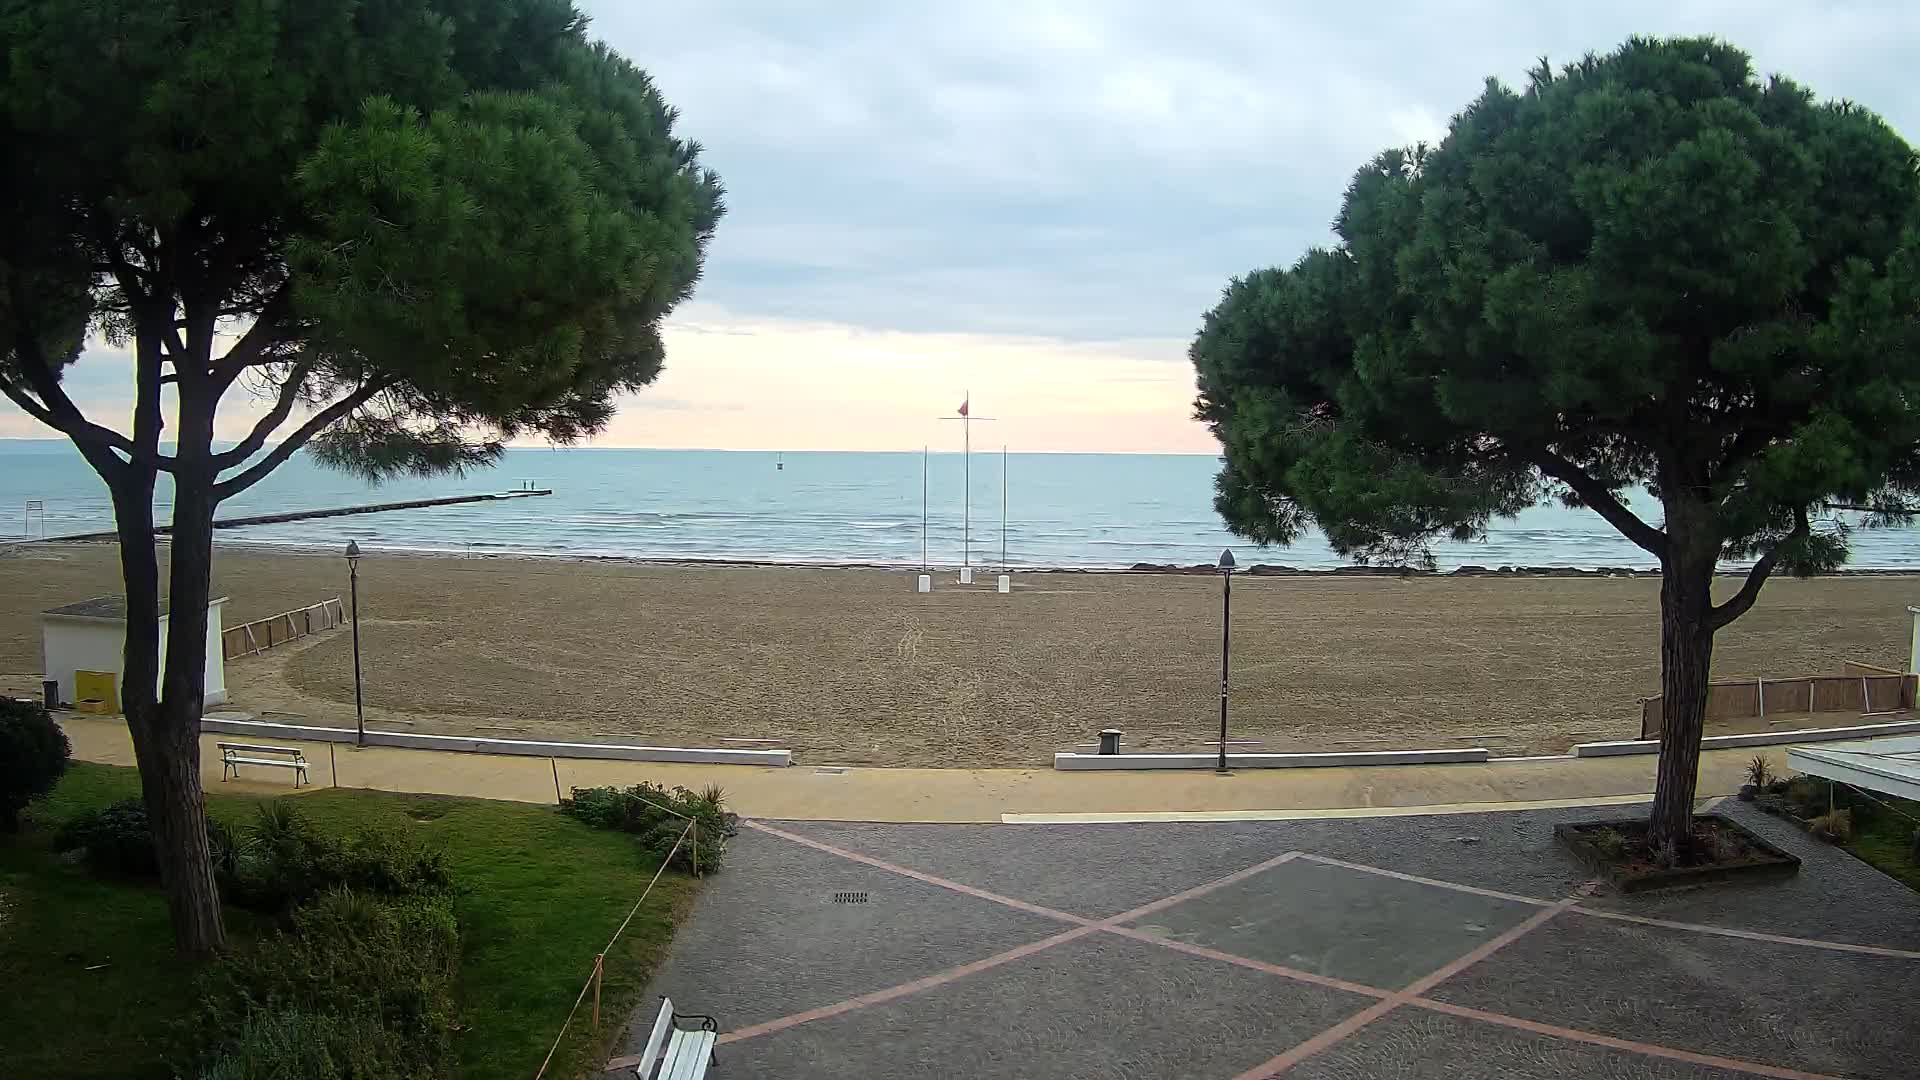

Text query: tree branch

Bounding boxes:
[1709,507,1809,630]
[211,359,315,469]
[1530,449,1669,556]
[209,284,294,395]
[212,377,395,501]
[5,332,168,471]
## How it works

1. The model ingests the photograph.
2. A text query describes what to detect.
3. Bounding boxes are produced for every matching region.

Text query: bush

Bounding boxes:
[0,696,70,831]
[198,887,460,1079]
[225,803,451,913]
[1809,808,1854,843]
[560,782,728,873]
[54,798,159,877]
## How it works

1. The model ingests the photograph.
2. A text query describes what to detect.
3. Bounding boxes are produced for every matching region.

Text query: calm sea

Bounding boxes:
[1,441,1914,570]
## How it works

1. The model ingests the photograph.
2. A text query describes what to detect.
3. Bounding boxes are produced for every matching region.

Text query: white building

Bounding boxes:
[41,595,228,710]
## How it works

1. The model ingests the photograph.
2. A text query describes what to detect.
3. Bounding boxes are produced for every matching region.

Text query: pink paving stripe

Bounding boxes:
[1231,901,1575,1079]
[1101,927,1391,1000]
[1408,999,1846,1080]
[1292,853,1551,906]
[726,831,1317,1045]
[1572,907,1920,960]
[743,820,1092,926]
[719,924,1098,1044]
[1301,851,1920,961]
[1118,850,1303,922]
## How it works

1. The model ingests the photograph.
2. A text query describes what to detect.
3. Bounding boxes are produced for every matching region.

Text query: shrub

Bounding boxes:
[1784,777,1827,817]
[1586,827,1628,860]
[198,887,460,1079]
[561,782,728,873]
[0,696,70,831]
[54,798,160,877]
[1809,808,1853,843]
[1744,755,1775,790]
[225,803,451,913]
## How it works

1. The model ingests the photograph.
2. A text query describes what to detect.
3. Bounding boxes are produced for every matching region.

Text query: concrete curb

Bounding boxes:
[197,715,791,767]
[1052,748,1490,771]
[1572,718,1920,758]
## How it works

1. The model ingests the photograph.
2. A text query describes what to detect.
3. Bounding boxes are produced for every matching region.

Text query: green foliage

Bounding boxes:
[1745,755,1777,789]
[1784,776,1829,817]
[225,802,452,913]
[7,763,700,1080]
[1587,826,1628,859]
[1809,808,1854,843]
[0,0,724,478]
[197,888,461,1079]
[54,798,159,877]
[1193,36,1920,574]
[0,697,70,830]
[52,797,449,913]
[561,782,728,873]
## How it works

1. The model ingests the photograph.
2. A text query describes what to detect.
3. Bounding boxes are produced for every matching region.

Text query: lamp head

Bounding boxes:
[1218,548,1235,572]
[345,540,361,569]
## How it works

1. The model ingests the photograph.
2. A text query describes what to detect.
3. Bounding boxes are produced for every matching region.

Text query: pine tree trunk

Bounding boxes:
[144,384,228,956]
[1648,520,1718,863]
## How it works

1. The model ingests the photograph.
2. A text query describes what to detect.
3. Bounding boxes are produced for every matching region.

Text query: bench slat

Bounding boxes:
[635,999,675,1078]
[225,757,306,768]
[217,743,305,757]
[661,1029,713,1080]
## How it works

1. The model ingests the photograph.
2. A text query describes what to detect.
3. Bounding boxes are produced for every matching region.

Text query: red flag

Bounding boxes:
[958,397,969,417]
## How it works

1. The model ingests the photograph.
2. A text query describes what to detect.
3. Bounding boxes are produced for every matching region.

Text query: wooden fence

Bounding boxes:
[1639,661,1917,738]
[222,598,345,660]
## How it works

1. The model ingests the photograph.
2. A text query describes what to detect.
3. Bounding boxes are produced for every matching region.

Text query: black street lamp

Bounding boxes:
[1216,547,1235,774]
[345,540,366,748]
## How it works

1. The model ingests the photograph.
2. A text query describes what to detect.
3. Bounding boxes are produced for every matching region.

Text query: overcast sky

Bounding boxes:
[8,2,1919,452]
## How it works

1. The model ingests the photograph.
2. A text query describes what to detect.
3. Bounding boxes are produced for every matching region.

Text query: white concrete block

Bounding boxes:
[958,567,974,584]
[1052,748,1490,770]
[916,574,932,593]
[997,574,1011,593]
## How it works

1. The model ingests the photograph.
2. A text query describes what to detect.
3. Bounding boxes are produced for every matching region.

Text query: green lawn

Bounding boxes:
[0,763,699,1080]
[1844,795,1920,893]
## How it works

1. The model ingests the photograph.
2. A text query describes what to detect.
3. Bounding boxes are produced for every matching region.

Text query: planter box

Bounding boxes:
[1554,814,1801,893]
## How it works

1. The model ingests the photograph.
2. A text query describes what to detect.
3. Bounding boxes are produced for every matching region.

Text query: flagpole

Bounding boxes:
[1001,444,1008,569]
[963,388,970,574]
[921,445,928,571]
[939,394,992,578]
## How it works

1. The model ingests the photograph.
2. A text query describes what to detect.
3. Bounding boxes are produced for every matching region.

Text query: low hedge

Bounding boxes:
[197,888,460,1079]
[560,781,729,873]
[53,799,451,912]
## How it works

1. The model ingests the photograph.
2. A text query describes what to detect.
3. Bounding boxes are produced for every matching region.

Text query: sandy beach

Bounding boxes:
[3,541,1915,766]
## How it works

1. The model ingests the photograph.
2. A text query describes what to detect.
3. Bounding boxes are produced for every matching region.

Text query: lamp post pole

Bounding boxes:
[346,541,365,748]
[1217,548,1235,774]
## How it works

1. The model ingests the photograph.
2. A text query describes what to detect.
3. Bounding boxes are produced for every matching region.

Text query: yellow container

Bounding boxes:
[74,670,119,714]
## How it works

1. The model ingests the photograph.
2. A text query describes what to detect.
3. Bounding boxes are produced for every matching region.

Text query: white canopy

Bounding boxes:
[1788,736,1920,802]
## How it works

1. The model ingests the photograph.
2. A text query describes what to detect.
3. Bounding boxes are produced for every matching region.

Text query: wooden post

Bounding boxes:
[329,742,337,788]
[551,758,563,805]
[692,819,701,878]
[591,953,604,1032]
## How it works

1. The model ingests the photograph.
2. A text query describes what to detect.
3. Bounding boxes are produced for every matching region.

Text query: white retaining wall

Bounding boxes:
[197,715,790,766]
[1053,748,1490,771]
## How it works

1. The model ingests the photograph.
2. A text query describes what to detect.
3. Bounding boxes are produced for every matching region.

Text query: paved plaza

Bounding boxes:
[627,801,1920,1079]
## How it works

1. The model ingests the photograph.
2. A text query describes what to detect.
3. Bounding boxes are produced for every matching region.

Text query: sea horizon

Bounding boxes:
[5,442,1917,571]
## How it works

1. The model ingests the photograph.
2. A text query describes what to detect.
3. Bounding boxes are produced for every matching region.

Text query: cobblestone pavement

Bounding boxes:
[624,803,1920,1079]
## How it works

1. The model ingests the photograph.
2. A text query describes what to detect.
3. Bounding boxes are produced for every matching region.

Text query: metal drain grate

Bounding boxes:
[831,891,870,904]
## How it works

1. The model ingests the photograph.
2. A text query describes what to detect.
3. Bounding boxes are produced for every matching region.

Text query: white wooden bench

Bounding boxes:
[633,997,718,1080]
[217,742,310,787]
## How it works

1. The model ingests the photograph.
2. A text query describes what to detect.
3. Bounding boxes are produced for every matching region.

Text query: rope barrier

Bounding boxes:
[531,817,695,1080]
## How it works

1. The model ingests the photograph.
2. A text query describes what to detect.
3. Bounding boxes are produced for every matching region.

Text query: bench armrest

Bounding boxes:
[672,1012,719,1034]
